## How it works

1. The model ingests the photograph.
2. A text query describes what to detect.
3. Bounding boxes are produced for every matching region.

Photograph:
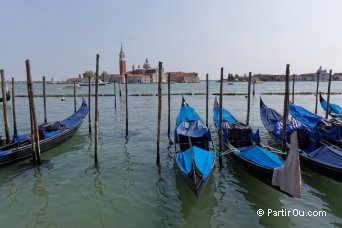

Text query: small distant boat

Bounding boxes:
[61,97,66,101]
[228,82,234,85]
[213,97,285,184]
[63,84,81,89]
[174,97,216,196]
[260,98,342,182]
[255,81,264,84]
[79,79,107,86]
[0,98,88,166]
[320,93,342,119]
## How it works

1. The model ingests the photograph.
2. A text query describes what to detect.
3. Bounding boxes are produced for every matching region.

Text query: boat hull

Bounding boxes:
[175,160,215,197]
[0,122,82,166]
[299,154,341,182]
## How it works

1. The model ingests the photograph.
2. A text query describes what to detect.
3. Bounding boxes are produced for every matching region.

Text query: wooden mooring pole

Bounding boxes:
[94,54,99,164]
[114,81,117,110]
[119,76,122,97]
[325,70,332,119]
[11,77,17,136]
[252,79,255,96]
[25,60,41,164]
[206,74,209,127]
[282,64,290,152]
[88,75,91,133]
[43,76,47,123]
[219,68,223,166]
[157,62,163,166]
[73,81,77,113]
[315,71,320,114]
[0,70,10,144]
[167,72,171,136]
[94,54,100,164]
[125,74,128,137]
[246,72,252,125]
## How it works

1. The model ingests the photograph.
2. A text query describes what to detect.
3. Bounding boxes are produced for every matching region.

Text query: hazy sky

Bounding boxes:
[1,0,342,80]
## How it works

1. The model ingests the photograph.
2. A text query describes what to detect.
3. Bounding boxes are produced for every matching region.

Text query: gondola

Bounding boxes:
[213,98,285,184]
[174,97,216,196]
[320,93,342,119]
[289,101,342,148]
[260,98,342,182]
[0,98,88,166]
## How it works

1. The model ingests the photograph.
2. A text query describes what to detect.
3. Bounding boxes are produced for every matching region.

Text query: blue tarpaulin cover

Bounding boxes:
[42,130,60,139]
[320,96,342,117]
[250,130,261,143]
[176,105,210,138]
[239,145,284,169]
[61,98,88,129]
[303,146,342,168]
[176,146,215,179]
[289,103,323,128]
[213,105,238,129]
[13,134,29,143]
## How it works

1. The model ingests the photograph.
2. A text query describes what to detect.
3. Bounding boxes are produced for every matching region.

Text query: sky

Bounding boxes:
[1,0,342,80]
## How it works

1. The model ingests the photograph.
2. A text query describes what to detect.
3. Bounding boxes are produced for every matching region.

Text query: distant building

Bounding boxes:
[67,77,83,83]
[109,74,123,83]
[125,58,166,84]
[168,72,199,83]
[333,73,342,80]
[119,43,126,76]
[315,66,329,81]
[125,74,151,84]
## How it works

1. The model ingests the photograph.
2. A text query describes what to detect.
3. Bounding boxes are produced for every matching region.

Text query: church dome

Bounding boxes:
[143,58,151,69]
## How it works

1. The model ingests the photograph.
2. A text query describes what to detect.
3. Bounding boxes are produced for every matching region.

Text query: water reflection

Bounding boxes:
[230,158,292,227]
[303,170,342,220]
[31,167,57,227]
[175,168,218,227]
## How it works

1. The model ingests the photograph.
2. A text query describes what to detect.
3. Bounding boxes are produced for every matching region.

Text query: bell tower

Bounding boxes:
[119,43,126,75]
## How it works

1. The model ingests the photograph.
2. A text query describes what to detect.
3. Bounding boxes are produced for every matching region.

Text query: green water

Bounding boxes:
[0,81,341,227]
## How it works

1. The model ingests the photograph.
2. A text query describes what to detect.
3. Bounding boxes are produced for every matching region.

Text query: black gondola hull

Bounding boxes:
[175,162,215,197]
[0,122,82,166]
[228,146,274,185]
[299,154,341,182]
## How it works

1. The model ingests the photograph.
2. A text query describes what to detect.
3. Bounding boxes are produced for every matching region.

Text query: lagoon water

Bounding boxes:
[0,81,341,227]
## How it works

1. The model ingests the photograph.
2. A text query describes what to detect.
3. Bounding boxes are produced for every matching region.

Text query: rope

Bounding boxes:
[261,145,287,155]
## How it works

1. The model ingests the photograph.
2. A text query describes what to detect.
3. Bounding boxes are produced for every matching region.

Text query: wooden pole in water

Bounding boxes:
[206,73,209,127]
[11,77,17,136]
[167,72,171,136]
[88,75,91,133]
[114,81,117,110]
[252,79,255,96]
[25,60,41,164]
[43,76,47,123]
[73,81,77,113]
[94,54,99,164]
[119,76,122,97]
[26,70,36,161]
[125,74,128,137]
[0,70,10,144]
[246,72,252,125]
[219,67,223,166]
[282,64,290,152]
[157,62,162,166]
[292,74,295,103]
[325,69,332,119]
[315,71,320,114]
